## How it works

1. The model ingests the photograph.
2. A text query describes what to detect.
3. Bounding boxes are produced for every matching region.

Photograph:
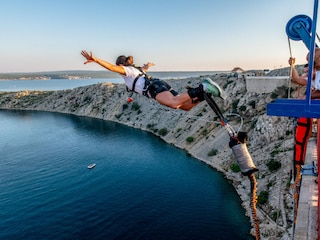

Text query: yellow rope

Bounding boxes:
[249,173,260,240]
[287,37,294,99]
[292,164,301,225]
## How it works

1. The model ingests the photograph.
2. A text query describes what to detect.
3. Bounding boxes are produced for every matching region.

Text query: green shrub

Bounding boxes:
[158,128,168,136]
[266,159,281,172]
[250,119,258,130]
[271,92,278,99]
[239,105,246,111]
[248,100,256,109]
[286,130,293,135]
[208,148,218,156]
[271,85,289,99]
[271,211,279,221]
[83,96,92,103]
[258,191,269,204]
[270,149,280,157]
[131,102,140,111]
[122,104,128,110]
[186,136,194,143]
[147,123,155,129]
[230,163,240,173]
[201,129,208,136]
[232,99,240,111]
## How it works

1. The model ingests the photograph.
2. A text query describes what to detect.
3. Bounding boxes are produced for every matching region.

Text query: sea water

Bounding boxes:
[0,78,122,92]
[0,110,253,240]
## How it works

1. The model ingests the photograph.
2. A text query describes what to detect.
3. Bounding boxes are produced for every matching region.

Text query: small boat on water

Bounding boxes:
[87,163,96,169]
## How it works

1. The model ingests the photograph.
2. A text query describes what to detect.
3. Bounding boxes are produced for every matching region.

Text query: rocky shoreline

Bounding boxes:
[0,74,296,239]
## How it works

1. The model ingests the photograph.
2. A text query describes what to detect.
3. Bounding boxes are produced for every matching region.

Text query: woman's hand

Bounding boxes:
[145,62,155,68]
[141,62,155,72]
[81,50,96,64]
[288,57,295,66]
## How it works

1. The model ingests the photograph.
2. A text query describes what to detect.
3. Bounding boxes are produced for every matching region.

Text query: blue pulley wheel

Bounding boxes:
[286,14,313,40]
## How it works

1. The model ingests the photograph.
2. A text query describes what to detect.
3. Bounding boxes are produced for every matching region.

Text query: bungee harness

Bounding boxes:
[291,117,313,226]
[204,93,260,240]
[126,65,153,97]
[294,118,312,166]
[126,65,178,99]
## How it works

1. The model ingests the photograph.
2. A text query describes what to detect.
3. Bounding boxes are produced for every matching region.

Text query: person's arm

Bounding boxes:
[81,50,126,75]
[288,57,307,86]
[141,62,155,72]
[292,69,308,86]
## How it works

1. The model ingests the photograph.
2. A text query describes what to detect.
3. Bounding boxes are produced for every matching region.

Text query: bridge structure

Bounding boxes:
[267,1,320,238]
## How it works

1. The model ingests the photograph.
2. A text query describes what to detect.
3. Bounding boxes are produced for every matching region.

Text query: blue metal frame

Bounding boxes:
[267,0,319,118]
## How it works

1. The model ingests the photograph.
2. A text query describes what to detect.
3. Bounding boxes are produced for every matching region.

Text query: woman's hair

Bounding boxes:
[116,55,134,66]
[304,62,316,68]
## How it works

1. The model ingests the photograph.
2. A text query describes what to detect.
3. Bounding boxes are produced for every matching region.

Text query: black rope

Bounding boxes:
[204,93,226,124]
[204,93,235,137]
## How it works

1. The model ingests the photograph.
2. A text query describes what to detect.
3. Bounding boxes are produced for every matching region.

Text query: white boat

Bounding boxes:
[87,163,96,169]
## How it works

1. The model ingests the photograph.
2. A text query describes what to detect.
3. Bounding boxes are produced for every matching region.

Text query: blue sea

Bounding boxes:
[0,74,253,239]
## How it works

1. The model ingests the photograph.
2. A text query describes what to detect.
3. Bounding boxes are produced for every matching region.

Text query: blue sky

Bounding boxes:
[1,0,319,72]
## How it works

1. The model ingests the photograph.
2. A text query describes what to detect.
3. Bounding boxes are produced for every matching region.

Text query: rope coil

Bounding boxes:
[230,142,258,176]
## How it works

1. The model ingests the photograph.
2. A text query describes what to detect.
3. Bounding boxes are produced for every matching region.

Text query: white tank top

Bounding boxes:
[122,66,146,94]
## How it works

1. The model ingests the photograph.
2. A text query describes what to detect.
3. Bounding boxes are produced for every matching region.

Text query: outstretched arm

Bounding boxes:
[141,62,155,72]
[288,57,307,86]
[81,50,126,75]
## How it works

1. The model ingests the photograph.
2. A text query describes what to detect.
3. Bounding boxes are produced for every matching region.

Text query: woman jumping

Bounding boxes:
[81,50,226,111]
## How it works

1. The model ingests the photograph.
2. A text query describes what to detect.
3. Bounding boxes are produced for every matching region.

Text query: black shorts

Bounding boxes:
[146,79,178,99]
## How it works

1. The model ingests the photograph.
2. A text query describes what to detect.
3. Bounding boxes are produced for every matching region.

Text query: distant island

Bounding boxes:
[0,70,120,80]
[0,70,233,81]
[0,66,302,81]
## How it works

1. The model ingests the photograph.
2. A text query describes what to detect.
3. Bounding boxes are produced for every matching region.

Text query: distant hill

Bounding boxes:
[0,70,120,80]
[266,64,305,76]
[1,66,300,80]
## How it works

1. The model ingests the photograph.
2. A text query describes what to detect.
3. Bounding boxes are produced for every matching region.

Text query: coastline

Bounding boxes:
[0,74,295,239]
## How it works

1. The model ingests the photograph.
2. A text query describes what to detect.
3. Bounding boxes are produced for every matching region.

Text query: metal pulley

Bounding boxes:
[286,14,314,49]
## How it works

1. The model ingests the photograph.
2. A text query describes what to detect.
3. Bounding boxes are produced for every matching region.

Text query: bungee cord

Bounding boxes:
[204,93,260,240]
[249,173,260,240]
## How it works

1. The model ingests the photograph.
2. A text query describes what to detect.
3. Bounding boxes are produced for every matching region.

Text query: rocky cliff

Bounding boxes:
[0,74,299,239]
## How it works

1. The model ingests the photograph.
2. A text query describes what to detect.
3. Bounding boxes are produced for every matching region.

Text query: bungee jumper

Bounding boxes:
[81,50,226,111]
